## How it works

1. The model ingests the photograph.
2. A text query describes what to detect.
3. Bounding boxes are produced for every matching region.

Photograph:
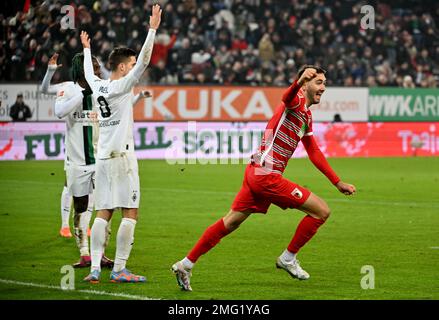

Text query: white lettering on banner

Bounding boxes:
[145,89,174,119]
[177,90,209,118]
[400,96,413,116]
[370,95,439,117]
[145,89,272,120]
[212,90,241,118]
[369,95,405,116]
[425,95,437,116]
[243,91,273,119]
[398,125,439,154]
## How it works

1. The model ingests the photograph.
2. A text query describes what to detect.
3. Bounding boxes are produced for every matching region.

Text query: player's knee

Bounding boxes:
[224,218,242,231]
[223,211,249,232]
[318,204,331,221]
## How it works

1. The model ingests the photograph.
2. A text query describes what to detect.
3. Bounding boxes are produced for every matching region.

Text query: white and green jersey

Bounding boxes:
[41,67,97,166]
[54,82,96,166]
[83,28,156,160]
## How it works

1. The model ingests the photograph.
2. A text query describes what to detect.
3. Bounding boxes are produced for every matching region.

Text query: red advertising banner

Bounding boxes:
[0,122,437,160]
[314,122,439,157]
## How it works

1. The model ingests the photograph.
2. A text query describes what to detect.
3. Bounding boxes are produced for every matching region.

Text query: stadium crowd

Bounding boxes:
[1,0,438,88]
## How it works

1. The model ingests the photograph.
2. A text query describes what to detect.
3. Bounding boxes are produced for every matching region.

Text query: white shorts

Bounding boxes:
[65,162,95,197]
[95,152,140,210]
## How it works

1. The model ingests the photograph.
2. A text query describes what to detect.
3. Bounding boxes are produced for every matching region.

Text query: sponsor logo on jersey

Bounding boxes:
[99,119,120,127]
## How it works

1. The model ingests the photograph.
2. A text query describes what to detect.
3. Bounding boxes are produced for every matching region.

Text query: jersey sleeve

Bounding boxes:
[282,80,303,109]
[54,83,82,119]
[40,65,58,95]
[302,135,340,185]
[110,28,157,95]
[83,48,102,94]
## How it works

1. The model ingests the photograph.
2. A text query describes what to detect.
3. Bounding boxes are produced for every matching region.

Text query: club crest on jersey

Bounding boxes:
[291,188,303,200]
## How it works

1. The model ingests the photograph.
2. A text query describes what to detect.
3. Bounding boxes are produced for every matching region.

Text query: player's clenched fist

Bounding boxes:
[298,68,317,86]
[149,4,162,30]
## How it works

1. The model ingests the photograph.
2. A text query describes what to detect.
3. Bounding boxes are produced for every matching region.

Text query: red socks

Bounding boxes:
[288,215,325,254]
[186,215,324,263]
[187,218,230,263]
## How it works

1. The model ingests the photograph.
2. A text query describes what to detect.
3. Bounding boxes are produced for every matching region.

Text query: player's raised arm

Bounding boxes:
[80,31,97,92]
[282,67,317,109]
[41,53,63,95]
[129,4,162,80]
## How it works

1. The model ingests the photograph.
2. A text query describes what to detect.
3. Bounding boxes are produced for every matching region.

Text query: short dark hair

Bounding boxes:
[297,64,326,79]
[108,47,137,71]
[71,53,98,83]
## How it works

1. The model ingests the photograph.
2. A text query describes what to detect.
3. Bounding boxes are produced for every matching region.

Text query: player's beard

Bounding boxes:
[313,91,324,104]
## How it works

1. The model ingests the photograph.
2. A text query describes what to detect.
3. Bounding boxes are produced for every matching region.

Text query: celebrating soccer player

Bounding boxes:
[40,53,114,268]
[172,65,356,291]
[81,4,162,283]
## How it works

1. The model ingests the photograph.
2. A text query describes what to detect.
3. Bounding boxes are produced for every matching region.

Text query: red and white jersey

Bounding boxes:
[252,81,312,174]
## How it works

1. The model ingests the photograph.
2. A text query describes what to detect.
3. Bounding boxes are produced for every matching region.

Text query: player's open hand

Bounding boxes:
[48,53,62,68]
[298,68,317,86]
[80,31,91,49]
[336,181,356,196]
[149,4,162,30]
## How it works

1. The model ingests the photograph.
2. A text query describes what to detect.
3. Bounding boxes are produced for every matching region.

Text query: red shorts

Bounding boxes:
[231,163,311,214]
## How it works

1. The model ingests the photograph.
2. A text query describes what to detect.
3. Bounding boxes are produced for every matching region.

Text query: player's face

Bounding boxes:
[121,56,136,76]
[92,59,102,78]
[305,73,326,105]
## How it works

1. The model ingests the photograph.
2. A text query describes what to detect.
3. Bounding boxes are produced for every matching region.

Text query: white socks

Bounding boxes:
[60,186,72,228]
[90,217,108,271]
[74,211,90,256]
[81,192,94,232]
[280,249,296,263]
[182,257,194,270]
[113,218,137,272]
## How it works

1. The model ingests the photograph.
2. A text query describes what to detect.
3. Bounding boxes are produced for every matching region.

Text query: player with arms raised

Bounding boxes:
[172,65,356,291]
[81,4,162,283]
[41,52,113,269]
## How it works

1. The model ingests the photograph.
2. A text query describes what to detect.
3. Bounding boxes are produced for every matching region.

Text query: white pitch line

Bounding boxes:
[430,247,439,250]
[0,278,159,300]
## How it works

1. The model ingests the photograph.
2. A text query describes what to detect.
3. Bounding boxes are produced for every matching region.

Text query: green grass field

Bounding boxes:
[0,157,438,300]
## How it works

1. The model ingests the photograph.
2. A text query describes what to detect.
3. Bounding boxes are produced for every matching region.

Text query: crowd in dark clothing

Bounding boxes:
[1,0,438,88]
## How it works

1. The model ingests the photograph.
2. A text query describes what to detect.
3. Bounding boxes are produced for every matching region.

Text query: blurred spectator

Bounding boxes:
[1,0,438,88]
[9,93,32,121]
[402,75,416,88]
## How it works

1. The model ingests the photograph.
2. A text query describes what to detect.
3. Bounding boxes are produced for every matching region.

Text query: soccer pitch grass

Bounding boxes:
[0,157,438,300]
